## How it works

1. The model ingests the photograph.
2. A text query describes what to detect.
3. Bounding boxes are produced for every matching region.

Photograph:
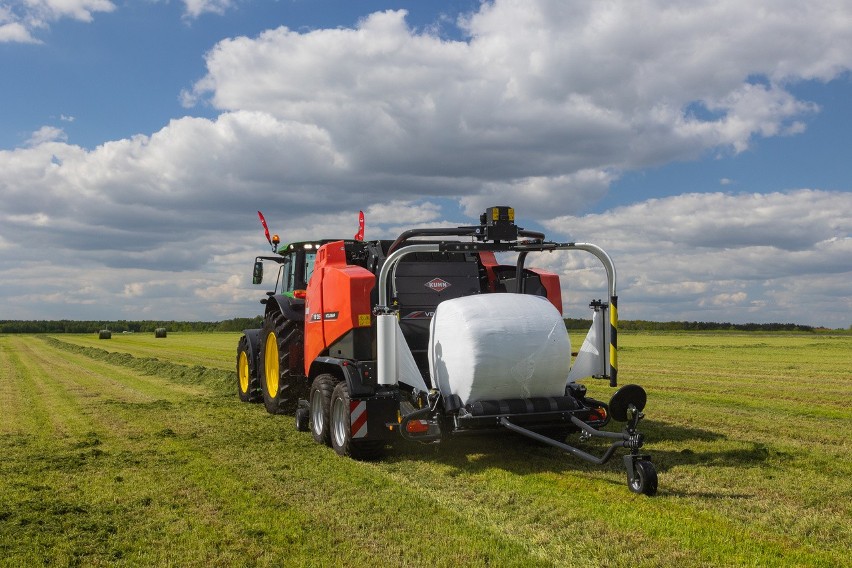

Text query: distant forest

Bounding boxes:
[564,318,821,332]
[0,317,828,334]
[0,317,263,334]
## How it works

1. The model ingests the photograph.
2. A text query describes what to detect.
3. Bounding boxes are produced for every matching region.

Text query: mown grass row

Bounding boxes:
[0,332,849,566]
[50,332,238,372]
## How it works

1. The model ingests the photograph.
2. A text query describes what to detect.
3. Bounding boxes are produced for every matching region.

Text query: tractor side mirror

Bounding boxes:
[252,261,264,285]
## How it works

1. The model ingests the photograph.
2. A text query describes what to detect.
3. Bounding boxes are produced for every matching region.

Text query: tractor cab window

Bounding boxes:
[276,248,318,295]
[273,255,294,295]
[304,253,316,287]
[282,254,296,294]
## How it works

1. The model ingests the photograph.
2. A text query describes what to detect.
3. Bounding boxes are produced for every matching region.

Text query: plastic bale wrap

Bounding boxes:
[428,294,572,405]
[377,313,429,392]
[566,309,608,382]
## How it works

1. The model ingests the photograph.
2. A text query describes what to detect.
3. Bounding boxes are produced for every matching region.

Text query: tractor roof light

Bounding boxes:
[293,289,307,299]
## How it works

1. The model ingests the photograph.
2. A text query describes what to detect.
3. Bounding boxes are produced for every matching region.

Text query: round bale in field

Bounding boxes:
[154,328,167,338]
[98,330,112,339]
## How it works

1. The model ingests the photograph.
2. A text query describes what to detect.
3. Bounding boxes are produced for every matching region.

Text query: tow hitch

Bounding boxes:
[500,384,658,496]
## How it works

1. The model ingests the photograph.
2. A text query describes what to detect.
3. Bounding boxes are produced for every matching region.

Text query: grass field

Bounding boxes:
[0,331,849,566]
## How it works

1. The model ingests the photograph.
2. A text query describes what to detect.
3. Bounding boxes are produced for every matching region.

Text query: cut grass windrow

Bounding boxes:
[0,332,850,566]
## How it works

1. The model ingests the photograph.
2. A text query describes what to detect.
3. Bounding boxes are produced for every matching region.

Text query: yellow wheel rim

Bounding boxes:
[238,351,249,393]
[265,331,279,396]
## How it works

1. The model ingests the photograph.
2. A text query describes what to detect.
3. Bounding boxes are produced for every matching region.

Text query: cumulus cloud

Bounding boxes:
[546,190,849,252]
[541,190,852,325]
[181,2,851,214]
[0,0,115,42]
[0,20,36,43]
[32,0,115,22]
[0,0,230,43]
[2,0,852,324]
[25,126,67,146]
[182,0,235,19]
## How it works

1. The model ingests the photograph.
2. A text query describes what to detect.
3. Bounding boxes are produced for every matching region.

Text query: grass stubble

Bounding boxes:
[0,331,849,566]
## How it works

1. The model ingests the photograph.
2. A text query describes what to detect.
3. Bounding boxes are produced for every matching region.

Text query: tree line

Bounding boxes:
[564,318,818,332]
[0,317,263,334]
[1,316,826,334]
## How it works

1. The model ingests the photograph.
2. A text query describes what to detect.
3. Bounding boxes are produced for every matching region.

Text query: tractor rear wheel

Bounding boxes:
[329,382,383,460]
[236,335,261,403]
[259,312,307,415]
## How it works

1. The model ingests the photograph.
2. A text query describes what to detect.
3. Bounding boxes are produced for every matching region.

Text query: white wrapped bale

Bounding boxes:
[428,294,572,405]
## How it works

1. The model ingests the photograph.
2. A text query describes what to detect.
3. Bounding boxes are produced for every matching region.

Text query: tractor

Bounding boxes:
[236,206,657,495]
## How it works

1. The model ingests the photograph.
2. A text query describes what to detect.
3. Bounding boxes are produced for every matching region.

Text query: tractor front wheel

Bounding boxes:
[236,335,261,403]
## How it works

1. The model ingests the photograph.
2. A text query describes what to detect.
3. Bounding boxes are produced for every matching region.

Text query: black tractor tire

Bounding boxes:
[629,459,658,496]
[329,381,383,460]
[236,335,261,403]
[258,311,308,415]
[309,374,336,446]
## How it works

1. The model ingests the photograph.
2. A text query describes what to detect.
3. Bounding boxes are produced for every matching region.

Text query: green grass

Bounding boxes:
[53,331,239,371]
[0,332,849,566]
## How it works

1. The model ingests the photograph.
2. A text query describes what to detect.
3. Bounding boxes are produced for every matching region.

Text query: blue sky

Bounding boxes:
[2,1,482,149]
[1,0,850,327]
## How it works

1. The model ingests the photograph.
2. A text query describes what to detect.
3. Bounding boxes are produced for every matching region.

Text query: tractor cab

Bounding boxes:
[253,241,328,299]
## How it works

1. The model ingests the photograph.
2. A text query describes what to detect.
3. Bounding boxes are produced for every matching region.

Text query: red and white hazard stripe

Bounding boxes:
[350,400,368,439]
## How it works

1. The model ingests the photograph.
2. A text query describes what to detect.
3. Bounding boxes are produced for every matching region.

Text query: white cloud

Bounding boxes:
[182,0,234,19]
[2,0,852,325]
[546,190,850,252]
[182,2,852,215]
[0,20,37,43]
[460,170,616,219]
[195,274,242,302]
[26,125,67,146]
[0,0,115,43]
[123,282,145,298]
[705,292,748,307]
[33,0,115,22]
[0,0,234,42]
[541,190,852,326]
[362,201,442,226]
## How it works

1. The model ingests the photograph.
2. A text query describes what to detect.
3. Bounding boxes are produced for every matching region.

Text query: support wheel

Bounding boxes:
[295,405,310,432]
[329,382,383,461]
[309,374,336,446]
[236,335,261,403]
[628,459,658,496]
